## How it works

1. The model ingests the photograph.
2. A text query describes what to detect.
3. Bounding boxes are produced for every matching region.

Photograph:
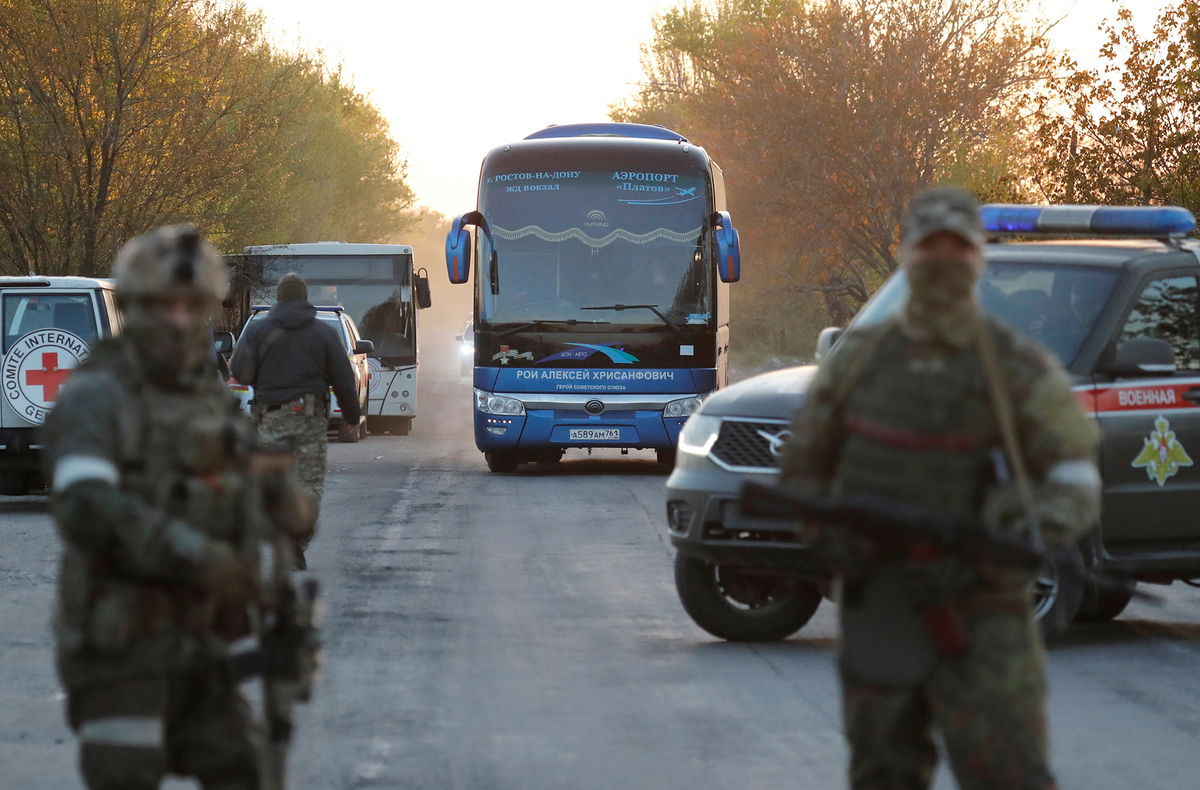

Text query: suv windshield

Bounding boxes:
[850,262,1119,365]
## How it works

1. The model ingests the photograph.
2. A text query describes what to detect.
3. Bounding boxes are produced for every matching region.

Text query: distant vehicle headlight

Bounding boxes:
[474,389,525,416]
[664,395,705,418]
[677,414,721,455]
[461,342,474,355]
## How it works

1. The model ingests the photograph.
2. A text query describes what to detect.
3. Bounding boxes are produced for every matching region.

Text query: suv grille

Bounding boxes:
[710,419,790,470]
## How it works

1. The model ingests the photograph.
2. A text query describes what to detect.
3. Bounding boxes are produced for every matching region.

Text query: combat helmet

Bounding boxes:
[113,224,228,304]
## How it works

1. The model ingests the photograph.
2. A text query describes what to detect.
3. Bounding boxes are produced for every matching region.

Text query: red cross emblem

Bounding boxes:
[24,352,72,401]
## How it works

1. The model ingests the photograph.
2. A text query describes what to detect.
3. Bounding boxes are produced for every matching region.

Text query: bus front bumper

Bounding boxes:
[473,393,693,453]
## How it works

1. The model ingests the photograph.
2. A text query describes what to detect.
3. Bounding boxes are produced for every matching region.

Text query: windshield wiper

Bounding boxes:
[580,304,683,335]
[496,318,610,338]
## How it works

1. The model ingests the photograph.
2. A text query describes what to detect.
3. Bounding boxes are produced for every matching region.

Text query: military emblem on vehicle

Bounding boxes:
[1132,415,1193,486]
[756,428,793,458]
[493,346,534,365]
[2,330,90,424]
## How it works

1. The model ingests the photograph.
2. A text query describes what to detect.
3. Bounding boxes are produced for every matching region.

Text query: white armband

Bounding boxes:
[52,454,119,492]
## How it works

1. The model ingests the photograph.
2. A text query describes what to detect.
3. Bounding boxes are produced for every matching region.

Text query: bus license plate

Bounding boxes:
[569,428,620,441]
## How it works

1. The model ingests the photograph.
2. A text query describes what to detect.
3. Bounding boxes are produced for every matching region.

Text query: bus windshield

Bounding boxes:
[478,164,711,329]
[243,255,415,364]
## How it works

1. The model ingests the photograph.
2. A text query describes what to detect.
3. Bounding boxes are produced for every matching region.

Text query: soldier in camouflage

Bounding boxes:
[44,225,311,789]
[230,273,361,568]
[778,187,1102,790]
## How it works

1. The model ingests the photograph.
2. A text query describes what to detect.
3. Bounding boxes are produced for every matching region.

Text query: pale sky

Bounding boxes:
[246,0,1177,218]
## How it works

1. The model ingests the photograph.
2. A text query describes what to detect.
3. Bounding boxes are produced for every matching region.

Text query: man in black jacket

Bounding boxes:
[230,273,361,566]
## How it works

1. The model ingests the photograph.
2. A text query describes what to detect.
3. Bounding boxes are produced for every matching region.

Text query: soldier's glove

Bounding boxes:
[903,557,978,608]
[198,541,258,605]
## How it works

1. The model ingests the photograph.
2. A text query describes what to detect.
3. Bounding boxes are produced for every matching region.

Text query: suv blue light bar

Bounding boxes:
[524,123,687,142]
[981,204,1196,237]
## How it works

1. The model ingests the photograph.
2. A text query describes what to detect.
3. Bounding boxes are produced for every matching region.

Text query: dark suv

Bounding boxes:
[667,204,1200,640]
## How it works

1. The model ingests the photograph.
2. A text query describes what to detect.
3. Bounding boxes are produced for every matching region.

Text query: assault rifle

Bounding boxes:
[739,480,1152,652]
[244,447,322,790]
[741,481,1053,570]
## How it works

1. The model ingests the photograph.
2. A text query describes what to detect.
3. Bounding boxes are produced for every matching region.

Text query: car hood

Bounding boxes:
[701,365,818,419]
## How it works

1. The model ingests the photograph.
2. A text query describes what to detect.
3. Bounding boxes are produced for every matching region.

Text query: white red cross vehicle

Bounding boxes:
[0,276,120,496]
[665,204,1200,641]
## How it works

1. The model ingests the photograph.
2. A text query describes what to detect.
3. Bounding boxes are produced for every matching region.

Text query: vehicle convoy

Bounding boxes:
[231,305,374,442]
[445,122,742,473]
[0,276,118,495]
[227,242,431,435]
[667,204,1200,641]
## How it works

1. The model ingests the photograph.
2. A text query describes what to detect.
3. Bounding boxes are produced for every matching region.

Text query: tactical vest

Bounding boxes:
[55,339,262,683]
[831,329,999,520]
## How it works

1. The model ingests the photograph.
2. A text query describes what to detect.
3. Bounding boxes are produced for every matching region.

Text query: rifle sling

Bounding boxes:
[975,318,1042,550]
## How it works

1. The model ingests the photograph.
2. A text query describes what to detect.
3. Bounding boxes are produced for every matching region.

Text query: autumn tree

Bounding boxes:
[1030,2,1200,212]
[615,0,1053,348]
[0,0,414,277]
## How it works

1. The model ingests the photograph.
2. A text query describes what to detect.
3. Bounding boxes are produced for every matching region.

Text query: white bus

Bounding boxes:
[228,242,431,435]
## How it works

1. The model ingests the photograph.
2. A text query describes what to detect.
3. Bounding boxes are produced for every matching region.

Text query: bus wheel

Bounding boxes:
[656,448,677,466]
[338,422,362,443]
[485,452,519,473]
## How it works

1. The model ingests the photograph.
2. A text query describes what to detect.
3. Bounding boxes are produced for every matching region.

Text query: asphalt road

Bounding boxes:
[4,336,1200,788]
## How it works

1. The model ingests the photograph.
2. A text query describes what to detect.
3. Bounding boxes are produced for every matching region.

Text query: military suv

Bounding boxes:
[1,276,120,495]
[667,204,1200,640]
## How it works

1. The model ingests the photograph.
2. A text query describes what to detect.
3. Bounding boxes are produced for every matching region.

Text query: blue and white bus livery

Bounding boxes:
[445,122,742,472]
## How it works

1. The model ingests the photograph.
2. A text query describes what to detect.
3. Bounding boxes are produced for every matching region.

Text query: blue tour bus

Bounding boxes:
[445,122,742,472]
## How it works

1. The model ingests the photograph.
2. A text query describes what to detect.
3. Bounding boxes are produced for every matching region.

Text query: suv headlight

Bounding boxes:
[474,389,525,416]
[677,414,721,455]
[664,395,705,418]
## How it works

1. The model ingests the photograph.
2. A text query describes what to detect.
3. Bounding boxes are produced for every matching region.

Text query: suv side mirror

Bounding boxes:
[815,326,843,361]
[1105,337,1177,377]
[415,268,433,309]
[354,339,375,355]
[213,331,234,356]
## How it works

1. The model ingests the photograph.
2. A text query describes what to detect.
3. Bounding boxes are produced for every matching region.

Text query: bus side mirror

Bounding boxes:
[415,268,433,309]
[712,211,741,283]
[445,213,473,284]
[354,339,375,355]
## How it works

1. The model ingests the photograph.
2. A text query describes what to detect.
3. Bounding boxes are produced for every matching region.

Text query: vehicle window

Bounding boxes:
[318,315,350,351]
[848,263,1119,366]
[1117,275,1200,371]
[2,292,98,353]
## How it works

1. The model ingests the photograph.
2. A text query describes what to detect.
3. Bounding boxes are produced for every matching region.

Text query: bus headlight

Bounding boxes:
[664,395,704,418]
[677,414,721,455]
[474,389,525,416]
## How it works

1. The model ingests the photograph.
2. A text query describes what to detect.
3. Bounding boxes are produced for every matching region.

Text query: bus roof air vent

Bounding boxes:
[524,123,687,142]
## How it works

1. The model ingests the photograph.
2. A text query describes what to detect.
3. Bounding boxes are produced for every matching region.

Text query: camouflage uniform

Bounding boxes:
[254,406,328,509]
[778,188,1101,790]
[44,226,304,789]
